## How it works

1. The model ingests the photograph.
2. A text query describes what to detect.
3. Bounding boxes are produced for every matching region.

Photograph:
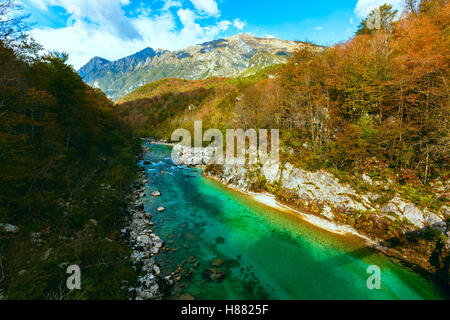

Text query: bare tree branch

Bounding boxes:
[0,0,31,41]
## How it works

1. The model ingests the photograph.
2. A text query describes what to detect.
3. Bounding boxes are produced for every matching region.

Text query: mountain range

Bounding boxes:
[78,34,315,100]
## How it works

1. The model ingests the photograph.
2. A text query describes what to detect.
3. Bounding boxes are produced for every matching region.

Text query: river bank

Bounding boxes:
[202,173,450,292]
[165,143,449,289]
[205,174,377,242]
[124,154,169,300]
[137,143,449,299]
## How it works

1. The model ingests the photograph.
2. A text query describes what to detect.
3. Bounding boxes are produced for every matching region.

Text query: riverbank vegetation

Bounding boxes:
[0,1,139,299]
[118,0,449,285]
[119,0,449,211]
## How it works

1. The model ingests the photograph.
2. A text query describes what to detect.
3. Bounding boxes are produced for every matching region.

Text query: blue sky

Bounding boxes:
[22,0,404,69]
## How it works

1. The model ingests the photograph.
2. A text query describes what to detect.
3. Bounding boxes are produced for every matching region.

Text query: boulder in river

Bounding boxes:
[151,191,161,197]
[202,269,225,283]
[185,233,198,241]
[157,206,166,212]
[211,258,225,268]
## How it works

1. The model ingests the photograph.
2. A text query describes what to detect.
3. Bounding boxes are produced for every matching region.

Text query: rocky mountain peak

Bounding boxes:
[79,56,110,78]
[79,34,315,100]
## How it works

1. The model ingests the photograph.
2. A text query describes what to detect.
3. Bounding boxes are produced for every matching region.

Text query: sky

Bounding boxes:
[20,0,406,69]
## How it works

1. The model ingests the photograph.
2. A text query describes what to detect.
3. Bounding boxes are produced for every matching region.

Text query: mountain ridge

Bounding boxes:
[79,34,318,100]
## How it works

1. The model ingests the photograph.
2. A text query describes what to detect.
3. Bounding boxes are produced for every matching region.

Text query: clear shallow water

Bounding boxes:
[140,144,448,300]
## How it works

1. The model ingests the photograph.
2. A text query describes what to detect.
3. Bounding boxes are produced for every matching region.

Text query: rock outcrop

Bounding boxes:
[171,144,218,166]
[207,160,447,233]
[170,145,448,236]
[0,223,19,233]
[381,196,446,231]
[172,144,449,283]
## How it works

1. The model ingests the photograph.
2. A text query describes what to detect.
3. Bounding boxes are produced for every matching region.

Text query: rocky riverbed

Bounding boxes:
[130,142,449,300]
[124,167,168,300]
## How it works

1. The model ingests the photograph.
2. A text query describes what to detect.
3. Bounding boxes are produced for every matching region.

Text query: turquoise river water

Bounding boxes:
[139,143,449,300]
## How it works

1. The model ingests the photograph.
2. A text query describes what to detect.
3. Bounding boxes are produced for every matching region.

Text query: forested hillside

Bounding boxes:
[119,0,449,200]
[117,0,449,283]
[0,2,139,299]
[1,0,448,299]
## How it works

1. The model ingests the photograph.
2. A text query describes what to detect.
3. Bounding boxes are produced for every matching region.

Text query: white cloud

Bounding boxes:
[189,0,219,17]
[354,0,404,18]
[233,19,245,30]
[162,0,182,11]
[26,0,234,69]
[29,0,140,40]
[314,26,324,31]
[28,0,48,11]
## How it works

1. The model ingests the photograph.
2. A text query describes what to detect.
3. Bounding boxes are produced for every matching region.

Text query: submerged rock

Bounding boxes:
[216,237,225,244]
[179,293,196,300]
[211,258,225,268]
[185,233,198,241]
[202,269,226,283]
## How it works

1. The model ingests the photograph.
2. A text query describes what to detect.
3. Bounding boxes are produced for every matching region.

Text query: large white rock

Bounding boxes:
[0,223,19,233]
[280,163,371,212]
[137,235,152,246]
[262,159,281,184]
[381,196,425,228]
[424,210,446,232]
[362,174,373,185]
[172,144,220,165]
[136,273,160,300]
[199,150,448,233]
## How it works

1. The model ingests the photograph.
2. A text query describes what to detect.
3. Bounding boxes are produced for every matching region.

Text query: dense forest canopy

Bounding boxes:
[120,0,449,187]
[115,1,449,286]
[278,0,449,184]
[0,0,139,299]
[0,0,449,299]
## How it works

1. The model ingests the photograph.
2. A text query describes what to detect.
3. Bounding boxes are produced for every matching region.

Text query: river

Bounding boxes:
[139,143,448,300]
